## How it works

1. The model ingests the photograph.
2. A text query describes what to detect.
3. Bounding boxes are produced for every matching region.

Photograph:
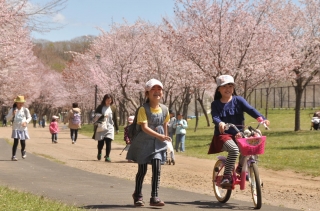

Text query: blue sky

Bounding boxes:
[29,0,176,42]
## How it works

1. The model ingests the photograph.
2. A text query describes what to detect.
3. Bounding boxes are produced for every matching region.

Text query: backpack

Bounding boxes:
[127,103,168,141]
[72,112,81,125]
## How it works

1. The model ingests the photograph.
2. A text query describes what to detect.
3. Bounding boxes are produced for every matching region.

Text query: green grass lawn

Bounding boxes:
[80,108,320,177]
[0,186,83,211]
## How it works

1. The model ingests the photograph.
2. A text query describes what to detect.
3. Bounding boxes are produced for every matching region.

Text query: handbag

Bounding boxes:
[180,128,186,135]
[96,121,108,132]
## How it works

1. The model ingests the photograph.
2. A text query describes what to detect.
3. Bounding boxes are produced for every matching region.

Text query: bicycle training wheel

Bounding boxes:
[212,160,232,203]
[249,163,262,209]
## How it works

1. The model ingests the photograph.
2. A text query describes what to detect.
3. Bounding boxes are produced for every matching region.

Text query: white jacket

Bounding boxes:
[6,107,32,131]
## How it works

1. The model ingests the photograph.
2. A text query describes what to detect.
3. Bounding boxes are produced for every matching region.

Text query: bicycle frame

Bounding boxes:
[216,154,257,190]
[212,122,267,209]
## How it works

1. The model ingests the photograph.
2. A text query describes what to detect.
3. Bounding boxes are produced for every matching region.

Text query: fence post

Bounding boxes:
[288,86,290,108]
[313,84,315,108]
[260,88,262,109]
[280,87,283,108]
[273,87,276,108]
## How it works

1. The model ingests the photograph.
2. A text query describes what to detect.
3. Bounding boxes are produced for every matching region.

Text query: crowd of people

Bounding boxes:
[2,75,270,207]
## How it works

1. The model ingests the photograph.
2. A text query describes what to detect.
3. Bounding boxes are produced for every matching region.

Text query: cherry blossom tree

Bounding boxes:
[271,0,320,131]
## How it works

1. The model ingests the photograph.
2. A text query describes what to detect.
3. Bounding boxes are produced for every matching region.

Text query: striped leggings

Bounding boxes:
[222,140,239,176]
[135,159,161,197]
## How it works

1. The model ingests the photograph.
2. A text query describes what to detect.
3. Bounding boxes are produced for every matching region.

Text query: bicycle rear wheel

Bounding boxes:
[212,160,232,203]
[249,163,262,209]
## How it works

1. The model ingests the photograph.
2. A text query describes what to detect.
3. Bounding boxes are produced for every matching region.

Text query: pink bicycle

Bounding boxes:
[212,122,268,209]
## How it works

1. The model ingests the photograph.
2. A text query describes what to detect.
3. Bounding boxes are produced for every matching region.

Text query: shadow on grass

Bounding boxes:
[279,145,320,150]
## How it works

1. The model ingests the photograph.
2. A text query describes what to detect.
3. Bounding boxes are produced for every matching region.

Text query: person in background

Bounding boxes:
[42,115,47,128]
[32,113,38,128]
[49,116,60,143]
[64,103,81,144]
[173,113,188,152]
[208,75,270,188]
[92,94,119,162]
[2,112,7,127]
[6,96,32,161]
[167,110,176,142]
[123,115,135,162]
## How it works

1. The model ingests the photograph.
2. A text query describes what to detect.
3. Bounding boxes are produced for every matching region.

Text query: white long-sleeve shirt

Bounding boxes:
[6,107,32,131]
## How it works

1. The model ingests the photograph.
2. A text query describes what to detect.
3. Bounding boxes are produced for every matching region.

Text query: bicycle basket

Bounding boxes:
[236,136,266,156]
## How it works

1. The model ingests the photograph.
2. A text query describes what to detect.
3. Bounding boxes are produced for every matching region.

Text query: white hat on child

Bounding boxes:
[145,79,163,91]
[128,116,135,123]
[216,75,235,87]
[52,115,59,119]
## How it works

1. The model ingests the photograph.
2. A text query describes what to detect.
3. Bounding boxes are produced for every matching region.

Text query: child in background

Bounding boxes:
[208,75,270,188]
[49,116,60,143]
[124,115,135,162]
[126,78,171,207]
[124,115,135,145]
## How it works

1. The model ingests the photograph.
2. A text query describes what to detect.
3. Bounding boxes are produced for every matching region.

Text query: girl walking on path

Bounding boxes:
[126,79,171,207]
[208,75,270,188]
[92,94,119,162]
[49,116,60,143]
[64,103,81,144]
[6,96,32,161]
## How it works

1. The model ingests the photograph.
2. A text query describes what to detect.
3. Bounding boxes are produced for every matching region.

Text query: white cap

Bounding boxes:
[145,79,163,91]
[128,116,135,123]
[216,75,235,87]
[52,115,59,119]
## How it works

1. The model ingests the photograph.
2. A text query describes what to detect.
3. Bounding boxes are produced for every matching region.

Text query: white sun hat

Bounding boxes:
[216,75,235,87]
[145,79,163,91]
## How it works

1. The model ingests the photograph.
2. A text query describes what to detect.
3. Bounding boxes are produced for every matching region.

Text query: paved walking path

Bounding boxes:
[0,124,297,211]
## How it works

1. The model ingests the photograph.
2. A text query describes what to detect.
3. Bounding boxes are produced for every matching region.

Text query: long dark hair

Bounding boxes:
[213,87,237,101]
[100,94,113,106]
[72,103,78,108]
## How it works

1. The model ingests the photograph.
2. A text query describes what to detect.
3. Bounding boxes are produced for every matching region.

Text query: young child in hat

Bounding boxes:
[6,96,32,161]
[49,115,60,143]
[208,75,270,188]
[126,78,171,207]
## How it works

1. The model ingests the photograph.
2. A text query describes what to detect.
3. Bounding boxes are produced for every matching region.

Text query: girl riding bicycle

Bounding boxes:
[208,75,270,188]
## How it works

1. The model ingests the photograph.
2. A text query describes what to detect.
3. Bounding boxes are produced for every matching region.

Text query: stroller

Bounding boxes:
[310,111,320,130]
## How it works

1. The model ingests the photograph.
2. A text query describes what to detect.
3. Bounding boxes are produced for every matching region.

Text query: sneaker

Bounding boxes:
[105,157,111,162]
[22,151,26,159]
[172,159,175,165]
[97,154,101,161]
[149,197,165,206]
[236,165,242,174]
[220,176,232,189]
[72,141,75,144]
[12,156,18,161]
[132,193,144,206]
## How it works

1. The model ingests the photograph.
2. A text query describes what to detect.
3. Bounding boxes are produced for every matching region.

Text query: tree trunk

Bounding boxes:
[196,89,211,127]
[194,90,199,132]
[294,85,303,131]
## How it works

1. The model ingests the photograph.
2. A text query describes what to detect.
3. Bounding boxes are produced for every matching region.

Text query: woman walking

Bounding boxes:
[92,94,119,162]
[64,103,81,144]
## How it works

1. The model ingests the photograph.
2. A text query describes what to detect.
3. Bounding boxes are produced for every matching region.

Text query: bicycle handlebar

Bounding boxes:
[224,121,269,138]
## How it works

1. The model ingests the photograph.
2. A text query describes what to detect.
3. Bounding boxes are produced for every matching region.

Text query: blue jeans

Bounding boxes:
[175,134,185,152]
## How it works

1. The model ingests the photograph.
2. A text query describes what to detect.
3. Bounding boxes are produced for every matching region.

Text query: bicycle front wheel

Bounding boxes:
[249,163,262,209]
[212,160,232,203]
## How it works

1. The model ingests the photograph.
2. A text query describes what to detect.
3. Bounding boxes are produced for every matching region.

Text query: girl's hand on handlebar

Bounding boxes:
[219,122,225,134]
[263,120,270,126]
[235,132,242,139]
